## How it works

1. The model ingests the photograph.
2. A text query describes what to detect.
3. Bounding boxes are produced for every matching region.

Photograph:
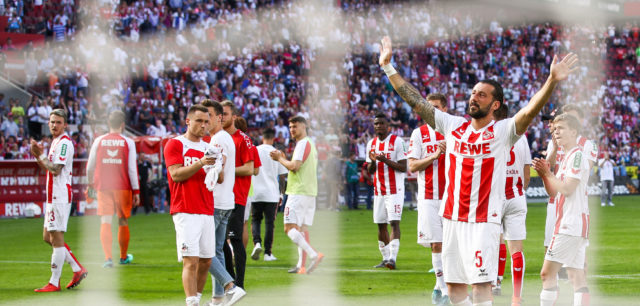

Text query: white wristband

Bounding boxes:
[382,63,397,77]
[38,154,47,161]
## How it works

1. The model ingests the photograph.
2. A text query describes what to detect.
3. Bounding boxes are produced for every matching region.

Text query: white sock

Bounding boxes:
[64,248,81,272]
[574,289,590,306]
[378,241,390,261]
[49,247,65,286]
[432,252,448,295]
[540,289,558,306]
[185,296,199,306]
[451,296,472,306]
[473,301,492,306]
[196,292,202,303]
[288,228,317,258]
[389,239,400,261]
[296,247,303,268]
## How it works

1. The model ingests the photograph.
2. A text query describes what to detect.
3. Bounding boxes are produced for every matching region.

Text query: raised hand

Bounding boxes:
[379,36,393,66]
[532,158,551,177]
[549,53,579,82]
[30,139,43,157]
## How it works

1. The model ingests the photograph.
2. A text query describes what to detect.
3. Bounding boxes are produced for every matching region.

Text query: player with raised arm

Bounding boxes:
[379,36,577,305]
[533,114,591,306]
[271,116,324,274]
[492,104,532,306]
[31,109,87,292]
[164,105,222,306]
[367,113,407,270]
[407,93,448,304]
[86,110,140,268]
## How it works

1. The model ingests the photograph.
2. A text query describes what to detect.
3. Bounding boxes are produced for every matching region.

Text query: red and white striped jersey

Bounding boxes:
[546,135,597,204]
[47,133,74,203]
[434,109,520,224]
[408,124,446,200]
[87,133,139,193]
[505,136,532,200]
[366,134,407,196]
[553,146,590,238]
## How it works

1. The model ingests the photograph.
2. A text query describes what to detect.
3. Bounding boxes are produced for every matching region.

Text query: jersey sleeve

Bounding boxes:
[86,135,102,177]
[565,150,586,180]
[164,138,183,167]
[292,139,308,162]
[434,108,466,136]
[125,137,140,191]
[236,137,252,166]
[584,139,598,163]
[407,128,422,160]
[252,146,262,168]
[365,139,372,163]
[496,118,520,148]
[53,138,73,165]
[394,136,407,161]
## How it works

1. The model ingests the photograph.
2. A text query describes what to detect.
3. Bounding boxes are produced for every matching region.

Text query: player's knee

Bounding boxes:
[118,218,128,226]
[540,269,553,281]
[431,243,442,253]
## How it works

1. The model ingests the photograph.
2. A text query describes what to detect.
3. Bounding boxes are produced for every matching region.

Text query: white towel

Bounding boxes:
[203,144,223,191]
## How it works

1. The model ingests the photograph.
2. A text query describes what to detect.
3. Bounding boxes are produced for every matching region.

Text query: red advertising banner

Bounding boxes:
[0,160,88,218]
[134,136,164,163]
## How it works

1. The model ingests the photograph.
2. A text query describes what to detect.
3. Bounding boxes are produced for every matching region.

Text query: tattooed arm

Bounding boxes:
[379,36,436,129]
[30,139,64,176]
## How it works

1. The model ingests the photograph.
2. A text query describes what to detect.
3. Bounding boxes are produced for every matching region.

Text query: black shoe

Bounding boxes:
[373,260,387,268]
[385,259,396,270]
[288,266,301,273]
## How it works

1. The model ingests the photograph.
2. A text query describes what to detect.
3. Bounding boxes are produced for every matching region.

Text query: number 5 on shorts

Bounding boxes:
[475,251,483,268]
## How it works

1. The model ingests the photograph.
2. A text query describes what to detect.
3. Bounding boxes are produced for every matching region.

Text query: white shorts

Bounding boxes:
[43,202,71,232]
[244,196,252,222]
[284,195,316,227]
[502,195,527,241]
[417,199,443,246]
[442,219,500,285]
[172,213,215,261]
[543,201,556,247]
[545,234,587,269]
[373,194,404,224]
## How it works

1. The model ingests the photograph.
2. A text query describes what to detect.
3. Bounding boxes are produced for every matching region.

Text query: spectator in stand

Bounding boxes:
[599,152,616,207]
[1,113,19,137]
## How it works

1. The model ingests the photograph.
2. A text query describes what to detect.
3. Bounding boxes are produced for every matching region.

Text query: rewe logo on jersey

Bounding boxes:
[482,130,494,141]
[388,142,395,151]
[107,149,119,157]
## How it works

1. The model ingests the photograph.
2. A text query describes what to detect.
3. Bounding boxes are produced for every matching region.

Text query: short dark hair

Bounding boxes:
[50,109,68,123]
[553,113,581,132]
[426,93,447,109]
[187,104,209,117]
[374,112,388,121]
[108,110,125,129]
[201,99,223,115]
[220,100,237,115]
[288,115,307,125]
[478,79,504,105]
[493,103,509,121]
[561,104,584,119]
[263,128,276,140]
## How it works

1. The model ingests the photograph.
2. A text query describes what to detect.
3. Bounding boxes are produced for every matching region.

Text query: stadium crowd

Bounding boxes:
[0,0,638,181]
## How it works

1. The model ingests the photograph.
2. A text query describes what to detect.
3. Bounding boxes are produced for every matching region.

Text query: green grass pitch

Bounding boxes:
[1,195,639,305]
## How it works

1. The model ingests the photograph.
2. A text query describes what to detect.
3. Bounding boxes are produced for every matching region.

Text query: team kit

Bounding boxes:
[32,36,592,306]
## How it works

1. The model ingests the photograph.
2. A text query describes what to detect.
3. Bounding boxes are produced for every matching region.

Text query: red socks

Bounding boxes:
[118,225,130,260]
[511,251,524,302]
[498,243,507,277]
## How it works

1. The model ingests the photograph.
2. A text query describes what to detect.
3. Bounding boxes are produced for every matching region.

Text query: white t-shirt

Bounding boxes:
[434,109,520,224]
[210,130,235,210]
[366,134,407,196]
[47,133,74,203]
[598,159,615,181]
[554,146,590,238]
[252,144,288,203]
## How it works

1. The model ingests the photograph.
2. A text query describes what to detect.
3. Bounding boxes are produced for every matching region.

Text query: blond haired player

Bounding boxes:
[380,35,578,305]
[533,114,591,306]
[31,109,87,292]
[87,110,140,268]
